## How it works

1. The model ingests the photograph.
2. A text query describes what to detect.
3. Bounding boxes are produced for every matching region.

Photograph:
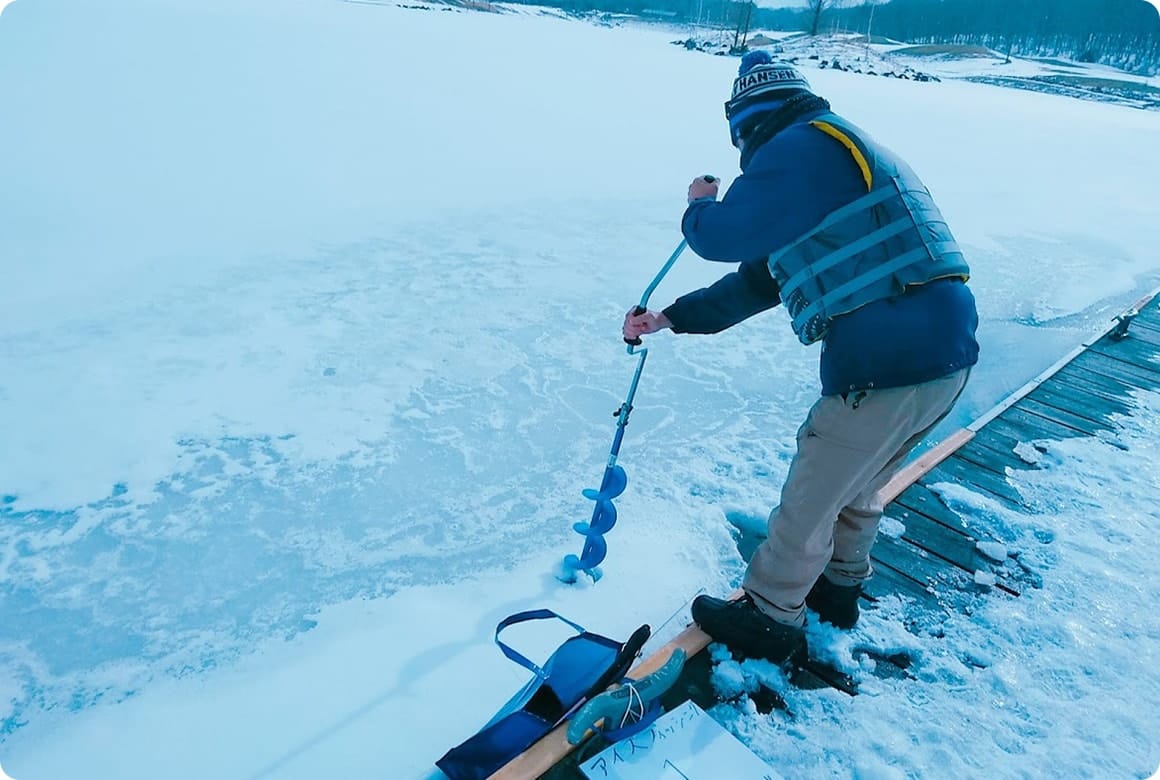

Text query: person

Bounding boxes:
[622,51,979,665]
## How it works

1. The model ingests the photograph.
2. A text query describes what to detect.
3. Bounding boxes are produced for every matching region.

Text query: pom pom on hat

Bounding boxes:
[738,49,774,76]
[725,53,812,146]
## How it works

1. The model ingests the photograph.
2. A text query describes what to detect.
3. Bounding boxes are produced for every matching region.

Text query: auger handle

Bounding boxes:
[620,196,706,350]
[623,306,647,346]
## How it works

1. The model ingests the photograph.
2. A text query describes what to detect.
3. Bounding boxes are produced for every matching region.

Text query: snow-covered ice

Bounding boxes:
[2,0,1159,777]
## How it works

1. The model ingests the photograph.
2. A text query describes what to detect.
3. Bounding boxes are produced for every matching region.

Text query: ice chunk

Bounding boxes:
[974,570,997,587]
[976,541,1008,562]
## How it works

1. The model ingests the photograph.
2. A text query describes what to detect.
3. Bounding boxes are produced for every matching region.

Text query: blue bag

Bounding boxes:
[436,610,650,780]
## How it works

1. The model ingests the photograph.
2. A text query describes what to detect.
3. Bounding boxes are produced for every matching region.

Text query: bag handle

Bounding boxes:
[495,609,587,680]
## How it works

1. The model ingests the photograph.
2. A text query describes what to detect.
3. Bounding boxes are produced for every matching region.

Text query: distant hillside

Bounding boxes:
[828,0,1160,75]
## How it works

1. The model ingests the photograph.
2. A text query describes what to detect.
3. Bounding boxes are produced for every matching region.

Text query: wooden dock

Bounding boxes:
[491,289,1160,780]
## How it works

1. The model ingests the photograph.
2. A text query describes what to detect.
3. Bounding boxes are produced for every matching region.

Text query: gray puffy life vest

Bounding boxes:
[766,112,970,345]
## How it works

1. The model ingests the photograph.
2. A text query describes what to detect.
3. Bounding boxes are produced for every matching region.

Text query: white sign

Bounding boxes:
[579,700,783,780]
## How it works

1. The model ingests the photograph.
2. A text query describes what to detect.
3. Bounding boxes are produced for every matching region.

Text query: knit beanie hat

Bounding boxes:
[725,50,812,146]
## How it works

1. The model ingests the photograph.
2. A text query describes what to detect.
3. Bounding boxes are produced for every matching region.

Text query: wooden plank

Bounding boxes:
[863,555,942,610]
[922,456,1025,509]
[892,483,973,537]
[974,412,1096,460]
[1132,320,1160,338]
[1050,368,1138,416]
[987,409,1048,438]
[956,437,1038,476]
[1024,386,1119,432]
[967,419,1081,474]
[1056,362,1139,397]
[884,503,982,573]
[1003,403,1096,438]
[1071,349,1160,390]
[792,661,858,694]
[860,571,894,601]
[956,435,1019,468]
[1086,337,1160,373]
[1133,310,1160,329]
[875,428,974,506]
[968,425,1040,465]
[1029,379,1125,420]
[977,416,1055,451]
[998,406,1088,441]
[1131,302,1160,331]
[955,437,1029,474]
[871,535,970,593]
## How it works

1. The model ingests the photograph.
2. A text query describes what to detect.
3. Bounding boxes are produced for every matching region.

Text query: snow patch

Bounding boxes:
[878,515,906,539]
[1013,441,1045,464]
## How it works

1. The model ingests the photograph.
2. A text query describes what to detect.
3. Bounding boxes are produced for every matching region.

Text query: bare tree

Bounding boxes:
[733,0,755,50]
[807,0,832,36]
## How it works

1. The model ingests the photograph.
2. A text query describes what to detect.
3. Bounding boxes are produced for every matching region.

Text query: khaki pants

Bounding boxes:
[743,368,970,626]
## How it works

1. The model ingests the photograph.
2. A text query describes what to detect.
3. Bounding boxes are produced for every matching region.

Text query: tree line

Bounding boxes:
[828,0,1160,74]
[509,0,1160,74]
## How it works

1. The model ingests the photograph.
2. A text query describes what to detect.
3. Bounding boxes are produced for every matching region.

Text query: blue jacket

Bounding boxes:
[663,110,979,396]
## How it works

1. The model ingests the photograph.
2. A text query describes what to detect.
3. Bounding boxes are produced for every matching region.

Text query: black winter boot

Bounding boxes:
[805,575,862,629]
[691,594,806,666]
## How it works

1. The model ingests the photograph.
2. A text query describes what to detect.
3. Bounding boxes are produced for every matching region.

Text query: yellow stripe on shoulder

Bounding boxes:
[810,120,873,191]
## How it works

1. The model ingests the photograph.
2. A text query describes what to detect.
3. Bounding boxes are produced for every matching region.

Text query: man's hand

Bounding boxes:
[687,175,719,203]
[623,308,673,341]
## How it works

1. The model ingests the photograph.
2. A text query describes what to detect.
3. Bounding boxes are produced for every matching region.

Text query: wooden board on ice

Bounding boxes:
[578,700,782,780]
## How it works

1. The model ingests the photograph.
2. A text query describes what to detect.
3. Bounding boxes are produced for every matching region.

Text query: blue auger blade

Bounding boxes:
[570,462,626,570]
[588,498,618,535]
[573,498,617,535]
[578,533,608,570]
[581,464,628,502]
[560,553,582,582]
[602,464,628,498]
[567,476,622,580]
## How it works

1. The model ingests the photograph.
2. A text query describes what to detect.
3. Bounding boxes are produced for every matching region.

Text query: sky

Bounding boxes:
[1,0,1159,778]
[755,0,1160,10]
[10,1,1160,17]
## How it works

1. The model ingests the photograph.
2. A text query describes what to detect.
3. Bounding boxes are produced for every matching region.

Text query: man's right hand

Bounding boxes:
[687,175,719,203]
[623,308,673,341]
